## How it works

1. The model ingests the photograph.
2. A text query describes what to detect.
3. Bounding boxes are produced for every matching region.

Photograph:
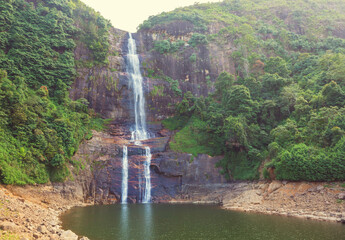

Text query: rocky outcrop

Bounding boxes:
[70,28,130,121]
[134,21,236,121]
[72,127,226,204]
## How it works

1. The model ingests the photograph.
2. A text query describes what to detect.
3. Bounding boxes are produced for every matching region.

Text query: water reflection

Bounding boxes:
[143,204,153,240]
[119,204,153,240]
[119,204,129,240]
[61,204,345,240]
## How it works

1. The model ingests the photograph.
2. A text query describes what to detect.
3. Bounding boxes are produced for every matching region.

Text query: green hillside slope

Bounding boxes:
[0,0,110,184]
[141,0,345,181]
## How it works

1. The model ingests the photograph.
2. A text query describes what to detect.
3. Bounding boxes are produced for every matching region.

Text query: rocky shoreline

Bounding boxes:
[0,185,90,240]
[1,181,345,239]
[176,181,345,223]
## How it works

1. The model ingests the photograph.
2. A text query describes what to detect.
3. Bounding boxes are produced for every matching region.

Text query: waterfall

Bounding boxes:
[121,145,128,204]
[143,147,152,203]
[127,33,148,142]
[121,33,152,203]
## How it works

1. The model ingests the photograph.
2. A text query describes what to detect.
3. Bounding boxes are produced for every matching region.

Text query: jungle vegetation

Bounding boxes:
[0,0,110,184]
[144,0,345,180]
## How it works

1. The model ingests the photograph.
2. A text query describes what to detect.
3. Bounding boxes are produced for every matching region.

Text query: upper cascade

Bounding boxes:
[127,33,148,143]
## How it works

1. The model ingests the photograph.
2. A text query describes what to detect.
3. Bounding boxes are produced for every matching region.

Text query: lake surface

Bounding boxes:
[61,204,345,240]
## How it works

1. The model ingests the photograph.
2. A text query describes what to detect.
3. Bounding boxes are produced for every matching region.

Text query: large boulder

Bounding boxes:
[60,230,78,240]
[267,181,283,193]
[0,221,18,232]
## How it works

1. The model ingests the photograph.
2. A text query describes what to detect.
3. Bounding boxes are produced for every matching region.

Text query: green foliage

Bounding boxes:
[150,85,165,97]
[215,72,234,99]
[153,40,185,54]
[142,0,345,181]
[162,116,190,130]
[72,0,110,64]
[163,76,182,96]
[189,53,197,63]
[274,142,345,181]
[188,33,208,47]
[170,116,221,157]
[264,57,290,78]
[0,0,111,185]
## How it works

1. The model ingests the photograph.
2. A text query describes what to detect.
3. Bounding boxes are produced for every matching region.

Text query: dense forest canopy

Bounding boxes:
[143,0,345,181]
[0,0,110,184]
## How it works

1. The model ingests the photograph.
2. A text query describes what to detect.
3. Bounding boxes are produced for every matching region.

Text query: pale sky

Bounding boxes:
[81,0,221,32]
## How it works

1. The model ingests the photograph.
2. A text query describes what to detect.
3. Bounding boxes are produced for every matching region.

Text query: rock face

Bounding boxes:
[135,22,236,121]
[75,127,226,203]
[69,23,236,123]
[70,28,130,121]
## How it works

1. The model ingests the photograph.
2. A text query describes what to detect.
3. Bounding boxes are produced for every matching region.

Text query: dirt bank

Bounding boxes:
[177,181,345,223]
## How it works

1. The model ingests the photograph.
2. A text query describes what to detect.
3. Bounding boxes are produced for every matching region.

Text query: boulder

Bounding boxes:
[49,234,60,240]
[337,193,345,200]
[60,230,78,240]
[0,221,18,232]
[37,225,48,234]
[267,181,283,193]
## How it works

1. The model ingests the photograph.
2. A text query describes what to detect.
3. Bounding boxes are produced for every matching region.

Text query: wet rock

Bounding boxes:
[60,230,78,240]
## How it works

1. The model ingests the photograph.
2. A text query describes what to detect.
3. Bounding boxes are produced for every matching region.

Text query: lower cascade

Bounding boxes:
[121,146,128,204]
[121,33,152,203]
[143,147,152,203]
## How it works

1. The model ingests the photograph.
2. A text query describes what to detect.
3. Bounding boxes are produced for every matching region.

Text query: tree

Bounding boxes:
[321,81,344,107]
[261,73,288,99]
[214,72,234,99]
[264,57,290,78]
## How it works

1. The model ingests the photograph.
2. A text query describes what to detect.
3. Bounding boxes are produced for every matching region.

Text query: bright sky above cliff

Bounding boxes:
[81,0,221,32]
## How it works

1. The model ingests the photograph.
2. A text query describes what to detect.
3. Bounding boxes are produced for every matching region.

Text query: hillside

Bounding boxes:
[0,0,114,184]
[135,0,345,181]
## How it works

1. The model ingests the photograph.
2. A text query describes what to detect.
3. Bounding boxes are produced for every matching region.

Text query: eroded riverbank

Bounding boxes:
[176,181,345,223]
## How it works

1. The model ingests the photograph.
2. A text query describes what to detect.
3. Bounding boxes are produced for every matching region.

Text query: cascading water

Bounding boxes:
[121,33,152,203]
[121,146,128,204]
[127,33,148,142]
[143,147,152,203]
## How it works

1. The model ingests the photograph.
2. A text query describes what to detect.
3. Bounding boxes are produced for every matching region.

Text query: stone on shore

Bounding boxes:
[60,230,78,240]
[0,221,18,232]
